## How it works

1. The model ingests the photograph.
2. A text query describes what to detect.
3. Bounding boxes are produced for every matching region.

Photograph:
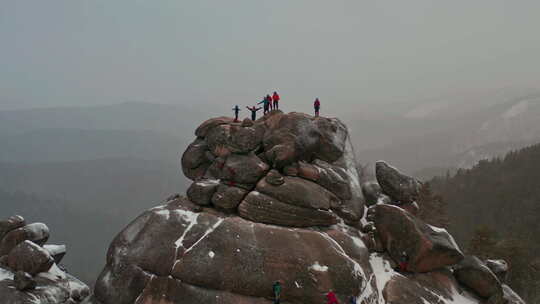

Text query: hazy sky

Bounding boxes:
[2,0,540,113]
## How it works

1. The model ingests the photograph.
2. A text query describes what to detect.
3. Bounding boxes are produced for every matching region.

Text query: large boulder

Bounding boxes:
[180,112,365,226]
[92,199,373,304]
[8,240,54,275]
[261,112,347,166]
[370,204,464,272]
[375,161,420,204]
[43,244,67,264]
[181,138,211,180]
[0,215,25,240]
[14,270,36,291]
[256,176,339,210]
[454,256,502,299]
[0,263,90,303]
[485,259,509,283]
[238,191,338,227]
[502,284,526,304]
[195,116,235,138]
[211,184,248,210]
[187,179,220,206]
[361,182,392,206]
[382,267,482,304]
[0,222,50,256]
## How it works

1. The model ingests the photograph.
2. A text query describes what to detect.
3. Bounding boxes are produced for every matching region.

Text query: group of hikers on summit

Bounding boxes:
[232,91,322,122]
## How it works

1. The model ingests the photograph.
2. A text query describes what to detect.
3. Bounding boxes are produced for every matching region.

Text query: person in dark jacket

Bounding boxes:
[258,96,270,115]
[272,91,280,110]
[397,251,409,272]
[272,281,282,304]
[314,98,321,117]
[246,105,262,121]
[349,295,357,304]
[232,105,241,122]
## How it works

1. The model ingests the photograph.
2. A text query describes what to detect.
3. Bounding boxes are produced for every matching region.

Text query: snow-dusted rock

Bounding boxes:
[0,215,26,240]
[454,256,502,299]
[376,161,421,204]
[485,259,509,283]
[0,260,90,303]
[181,138,211,180]
[90,113,527,304]
[0,223,50,256]
[44,244,67,264]
[370,204,464,272]
[187,179,220,206]
[92,198,373,304]
[238,191,338,227]
[211,184,248,210]
[14,270,36,291]
[8,240,54,275]
[502,284,526,304]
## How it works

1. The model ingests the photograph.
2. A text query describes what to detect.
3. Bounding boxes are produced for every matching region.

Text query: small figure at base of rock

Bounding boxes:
[232,105,241,122]
[395,251,410,273]
[272,91,280,110]
[348,295,357,304]
[326,290,339,304]
[246,106,262,121]
[272,281,282,304]
[314,98,321,117]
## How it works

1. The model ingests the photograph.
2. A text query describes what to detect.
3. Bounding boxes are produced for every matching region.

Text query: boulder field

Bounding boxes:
[0,215,90,304]
[84,111,525,304]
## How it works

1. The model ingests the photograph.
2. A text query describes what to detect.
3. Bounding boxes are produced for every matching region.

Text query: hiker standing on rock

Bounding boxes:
[232,105,241,122]
[259,96,270,115]
[272,91,280,110]
[314,98,321,117]
[246,105,262,121]
[266,94,273,111]
[273,281,282,304]
[326,290,339,304]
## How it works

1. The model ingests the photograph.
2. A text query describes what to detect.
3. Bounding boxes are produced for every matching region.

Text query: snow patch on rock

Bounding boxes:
[38,263,66,281]
[184,218,224,254]
[369,253,399,304]
[174,211,200,249]
[0,267,13,281]
[309,261,329,272]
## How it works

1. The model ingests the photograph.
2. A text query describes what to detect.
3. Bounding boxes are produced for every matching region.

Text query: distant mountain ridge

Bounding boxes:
[351,90,540,176]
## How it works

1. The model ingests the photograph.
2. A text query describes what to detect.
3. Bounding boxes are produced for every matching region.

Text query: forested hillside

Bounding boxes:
[430,143,540,302]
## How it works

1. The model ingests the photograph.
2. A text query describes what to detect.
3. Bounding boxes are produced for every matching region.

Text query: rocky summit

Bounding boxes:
[85,111,526,304]
[0,215,90,304]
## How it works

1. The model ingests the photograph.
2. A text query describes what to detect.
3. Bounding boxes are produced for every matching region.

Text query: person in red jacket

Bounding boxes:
[326,290,339,304]
[272,91,280,110]
[266,94,273,111]
[314,98,321,117]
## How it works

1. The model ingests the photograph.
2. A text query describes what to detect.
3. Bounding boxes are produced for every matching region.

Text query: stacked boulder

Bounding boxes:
[88,112,526,304]
[0,215,90,304]
[361,161,526,304]
[182,111,365,226]
[454,256,525,304]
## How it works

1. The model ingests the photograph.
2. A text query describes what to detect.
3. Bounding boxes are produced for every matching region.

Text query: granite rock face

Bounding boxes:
[89,112,526,304]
